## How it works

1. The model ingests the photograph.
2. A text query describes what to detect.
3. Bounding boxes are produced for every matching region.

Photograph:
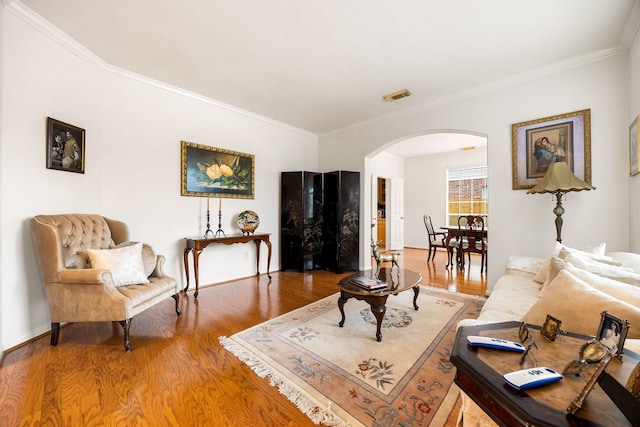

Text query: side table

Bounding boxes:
[183,233,272,298]
[451,321,639,427]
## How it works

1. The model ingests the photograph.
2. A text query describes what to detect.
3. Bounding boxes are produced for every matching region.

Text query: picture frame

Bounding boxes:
[46,117,85,174]
[180,140,255,199]
[630,115,639,176]
[511,109,591,190]
[596,311,629,360]
[540,314,562,341]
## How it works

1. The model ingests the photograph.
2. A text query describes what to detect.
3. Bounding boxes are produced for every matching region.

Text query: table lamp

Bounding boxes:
[527,161,595,243]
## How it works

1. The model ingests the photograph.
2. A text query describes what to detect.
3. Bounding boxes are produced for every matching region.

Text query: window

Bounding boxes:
[446,166,488,226]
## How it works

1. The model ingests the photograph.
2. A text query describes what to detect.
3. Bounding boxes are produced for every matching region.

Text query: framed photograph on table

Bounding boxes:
[630,115,639,176]
[596,311,629,360]
[180,140,255,199]
[511,109,591,190]
[46,117,85,174]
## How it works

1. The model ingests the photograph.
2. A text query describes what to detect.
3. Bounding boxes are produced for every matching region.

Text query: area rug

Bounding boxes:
[219,286,485,426]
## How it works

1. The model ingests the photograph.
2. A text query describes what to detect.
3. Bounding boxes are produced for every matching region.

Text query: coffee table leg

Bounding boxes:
[412,286,420,310]
[371,304,386,342]
[338,293,348,327]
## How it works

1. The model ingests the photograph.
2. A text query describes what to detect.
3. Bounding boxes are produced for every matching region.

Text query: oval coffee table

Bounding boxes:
[337,267,422,342]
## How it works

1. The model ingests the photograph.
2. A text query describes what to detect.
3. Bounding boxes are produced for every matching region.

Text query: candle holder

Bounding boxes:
[204,208,214,238]
[214,208,226,238]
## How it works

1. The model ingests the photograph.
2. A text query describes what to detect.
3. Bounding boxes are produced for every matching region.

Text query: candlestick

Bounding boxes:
[204,200,214,238]
[219,197,222,211]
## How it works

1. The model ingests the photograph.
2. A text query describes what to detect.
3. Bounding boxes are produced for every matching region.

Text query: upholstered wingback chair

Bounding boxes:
[31,214,181,351]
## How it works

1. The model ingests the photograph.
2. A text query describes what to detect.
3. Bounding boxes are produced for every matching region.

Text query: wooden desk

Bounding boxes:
[451,322,638,427]
[183,233,272,298]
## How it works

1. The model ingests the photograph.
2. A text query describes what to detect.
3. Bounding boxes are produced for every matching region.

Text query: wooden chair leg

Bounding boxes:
[119,319,132,352]
[172,293,182,316]
[50,322,60,346]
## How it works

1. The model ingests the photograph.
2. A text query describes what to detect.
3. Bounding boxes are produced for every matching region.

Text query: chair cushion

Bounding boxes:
[87,242,150,287]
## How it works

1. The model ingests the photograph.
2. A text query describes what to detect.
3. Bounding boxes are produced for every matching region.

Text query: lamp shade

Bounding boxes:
[526,162,595,194]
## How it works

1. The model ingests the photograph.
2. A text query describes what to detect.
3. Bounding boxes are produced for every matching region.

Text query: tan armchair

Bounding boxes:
[31,214,181,351]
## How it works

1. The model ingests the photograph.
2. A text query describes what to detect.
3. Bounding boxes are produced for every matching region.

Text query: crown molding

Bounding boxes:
[322,44,628,137]
[2,0,316,138]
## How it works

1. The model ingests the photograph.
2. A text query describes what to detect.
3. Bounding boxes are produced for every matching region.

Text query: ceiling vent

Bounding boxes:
[383,89,412,102]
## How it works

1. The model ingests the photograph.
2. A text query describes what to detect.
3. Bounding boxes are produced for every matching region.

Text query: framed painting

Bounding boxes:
[180,140,255,199]
[511,109,591,190]
[46,117,85,173]
[630,115,639,176]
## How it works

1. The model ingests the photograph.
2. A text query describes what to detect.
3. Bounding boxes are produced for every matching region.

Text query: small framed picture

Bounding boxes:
[541,314,562,341]
[596,311,629,359]
[46,117,85,173]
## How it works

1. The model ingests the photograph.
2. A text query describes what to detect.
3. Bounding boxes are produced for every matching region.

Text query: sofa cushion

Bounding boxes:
[522,269,640,338]
[87,242,150,287]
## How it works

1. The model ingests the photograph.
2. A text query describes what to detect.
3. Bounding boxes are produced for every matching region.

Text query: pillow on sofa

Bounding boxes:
[564,253,640,283]
[522,269,640,338]
[606,252,640,274]
[535,242,611,285]
[117,241,157,276]
[88,242,150,287]
[552,241,607,258]
[563,264,640,306]
[533,258,551,284]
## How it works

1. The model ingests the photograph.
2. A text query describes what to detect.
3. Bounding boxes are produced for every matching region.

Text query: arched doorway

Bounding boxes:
[367,131,488,260]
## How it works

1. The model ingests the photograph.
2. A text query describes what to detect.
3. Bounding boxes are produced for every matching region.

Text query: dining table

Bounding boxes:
[440,225,488,269]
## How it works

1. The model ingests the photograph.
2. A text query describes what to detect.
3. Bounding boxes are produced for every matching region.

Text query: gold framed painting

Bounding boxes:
[630,115,639,176]
[180,140,255,199]
[511,109,591,190]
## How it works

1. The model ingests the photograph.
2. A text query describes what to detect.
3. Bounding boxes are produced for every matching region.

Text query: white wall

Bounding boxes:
[629,29,640,252]
[319,52,631,290]
[0,8,317,350]
[403,147,488,249]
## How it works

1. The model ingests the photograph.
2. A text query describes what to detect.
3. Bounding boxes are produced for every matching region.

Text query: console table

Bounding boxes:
[183,233,272,298]
[451,321,639,427]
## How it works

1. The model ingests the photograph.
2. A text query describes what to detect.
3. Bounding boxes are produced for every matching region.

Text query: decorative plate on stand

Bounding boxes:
[237,210,260,235]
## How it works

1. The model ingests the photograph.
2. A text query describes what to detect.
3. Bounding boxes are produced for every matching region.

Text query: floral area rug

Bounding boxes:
[220,286,485,426]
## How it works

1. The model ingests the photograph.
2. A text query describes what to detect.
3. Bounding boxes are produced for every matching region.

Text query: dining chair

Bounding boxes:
[423,214,448,262]
[457,214,488,274]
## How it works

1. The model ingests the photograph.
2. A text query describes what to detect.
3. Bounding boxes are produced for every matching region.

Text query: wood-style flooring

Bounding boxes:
[0,248,486,426]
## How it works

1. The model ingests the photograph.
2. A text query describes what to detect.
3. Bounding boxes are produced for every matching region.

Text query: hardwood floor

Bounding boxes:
[0,248,486,426]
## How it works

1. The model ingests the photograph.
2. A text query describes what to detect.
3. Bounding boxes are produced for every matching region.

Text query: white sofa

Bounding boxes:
[455,243,640,426]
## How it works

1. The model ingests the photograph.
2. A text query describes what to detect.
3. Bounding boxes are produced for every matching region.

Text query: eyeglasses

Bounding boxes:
[518,322,538,366]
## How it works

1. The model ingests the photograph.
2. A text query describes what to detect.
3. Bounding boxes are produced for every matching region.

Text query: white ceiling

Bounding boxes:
[16,0,640,138]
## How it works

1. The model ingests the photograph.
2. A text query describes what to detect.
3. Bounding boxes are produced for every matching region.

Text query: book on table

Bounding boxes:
[350,276,387,290]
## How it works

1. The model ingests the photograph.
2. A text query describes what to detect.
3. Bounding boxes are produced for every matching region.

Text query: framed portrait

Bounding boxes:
[596,311,629,360]
[540,314,562,341]
[180,140,255,199]
[630,115,639,176]
[511,109,591,190]
[46,117,85,174]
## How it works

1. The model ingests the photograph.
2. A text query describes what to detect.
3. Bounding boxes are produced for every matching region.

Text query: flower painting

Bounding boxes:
[181,141,254,199]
